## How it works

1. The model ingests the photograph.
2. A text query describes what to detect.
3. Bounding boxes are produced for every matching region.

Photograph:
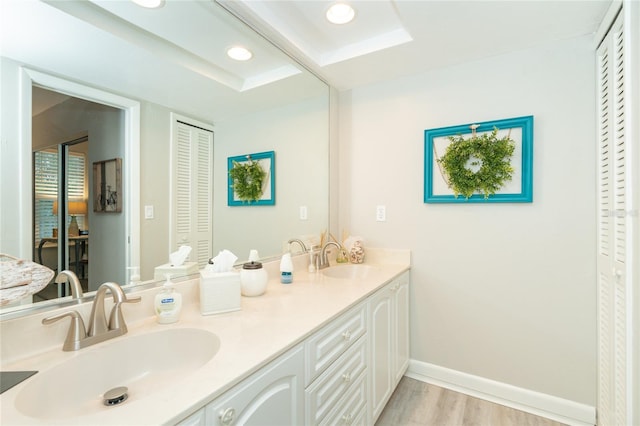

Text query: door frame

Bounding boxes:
[18,67,141,280]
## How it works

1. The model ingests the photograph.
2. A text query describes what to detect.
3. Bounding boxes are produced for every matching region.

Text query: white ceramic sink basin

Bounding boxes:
[14,328,220,420]
[321,264,376,280]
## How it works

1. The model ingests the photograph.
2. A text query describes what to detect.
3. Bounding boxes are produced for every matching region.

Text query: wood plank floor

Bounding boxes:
[375,377,567,426]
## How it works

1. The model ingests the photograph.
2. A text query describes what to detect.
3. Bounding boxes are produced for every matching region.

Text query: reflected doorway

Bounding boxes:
[30,85,127,302]
[33,138,90,300]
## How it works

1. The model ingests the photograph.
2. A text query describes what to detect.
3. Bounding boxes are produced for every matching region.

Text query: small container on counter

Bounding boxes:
[240,261,268,296]
[280,253,293,284]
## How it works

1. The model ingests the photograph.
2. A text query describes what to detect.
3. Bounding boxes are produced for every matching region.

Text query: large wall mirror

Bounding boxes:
[0,0,329,316]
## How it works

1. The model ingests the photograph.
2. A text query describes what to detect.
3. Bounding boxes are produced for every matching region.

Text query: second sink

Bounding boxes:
[15,328,220,420]
[321,264,376,280]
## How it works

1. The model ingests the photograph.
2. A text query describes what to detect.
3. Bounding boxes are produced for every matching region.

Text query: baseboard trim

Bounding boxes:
[406,360,595,426]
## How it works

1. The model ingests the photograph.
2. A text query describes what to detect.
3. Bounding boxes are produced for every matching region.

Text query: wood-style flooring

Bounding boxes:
[376,377,567,426]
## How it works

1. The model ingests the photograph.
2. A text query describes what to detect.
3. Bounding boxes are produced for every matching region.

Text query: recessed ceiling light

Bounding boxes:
[131,0,165,8]
[326,2,355,25]
[227,46,253,61]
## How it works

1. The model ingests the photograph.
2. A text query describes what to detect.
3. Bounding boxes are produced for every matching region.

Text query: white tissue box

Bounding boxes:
[199,270,241,315]
[154,262,199,281]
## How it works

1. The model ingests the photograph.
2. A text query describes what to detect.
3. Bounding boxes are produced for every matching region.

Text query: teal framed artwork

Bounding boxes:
[424,116,533,203]
[228,151,275,206]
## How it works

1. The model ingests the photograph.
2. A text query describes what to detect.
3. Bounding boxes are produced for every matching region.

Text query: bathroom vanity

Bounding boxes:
[0,249,410,425]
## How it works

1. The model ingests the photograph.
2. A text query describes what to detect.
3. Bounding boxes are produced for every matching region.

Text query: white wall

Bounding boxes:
[339,35,597,405]
[214,96,329,259]
[139,102,172,279]
[0,58,27,258]
[138,97,329,277]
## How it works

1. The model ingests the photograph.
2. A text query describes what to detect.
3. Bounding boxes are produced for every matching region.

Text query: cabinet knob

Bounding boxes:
[342,413,354,425]
[342,330,352,341]
[219,407,236,425]
[342,373,352,383]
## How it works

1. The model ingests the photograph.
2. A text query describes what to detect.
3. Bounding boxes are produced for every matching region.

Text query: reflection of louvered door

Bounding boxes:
[596,13,630,426]
[171,119,213,269]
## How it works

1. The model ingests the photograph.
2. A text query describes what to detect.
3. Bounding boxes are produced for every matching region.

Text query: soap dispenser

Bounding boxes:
[280,253,293,284]
[154,274,182,324]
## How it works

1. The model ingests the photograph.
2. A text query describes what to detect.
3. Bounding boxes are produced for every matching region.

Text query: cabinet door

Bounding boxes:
[368,284,393,422]
[206,345,305,426]
[393,273,410,384]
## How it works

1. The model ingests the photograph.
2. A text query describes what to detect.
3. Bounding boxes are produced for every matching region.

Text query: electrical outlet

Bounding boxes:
[376,205,386,222]
[144,205,154,219]
[299,205,308,220]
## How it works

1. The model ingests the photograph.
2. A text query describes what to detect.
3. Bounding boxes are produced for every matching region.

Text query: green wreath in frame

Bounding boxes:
[229,158,267,202]
[438,127,515,199]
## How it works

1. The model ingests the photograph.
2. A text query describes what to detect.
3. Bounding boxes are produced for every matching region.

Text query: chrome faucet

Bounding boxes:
[318,241,341,270]
[42,282,140,351]
[287,238,308,254]
[55,270,84,299]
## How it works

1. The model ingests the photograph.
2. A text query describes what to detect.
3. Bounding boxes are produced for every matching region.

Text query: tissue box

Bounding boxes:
[199,270,241,315]
[154,262,199,281]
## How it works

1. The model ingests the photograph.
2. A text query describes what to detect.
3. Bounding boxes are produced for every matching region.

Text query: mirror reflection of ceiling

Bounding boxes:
[219,0,611,91]
[3,0,611,102]
[46,0,303,91]
[0,0,326,123]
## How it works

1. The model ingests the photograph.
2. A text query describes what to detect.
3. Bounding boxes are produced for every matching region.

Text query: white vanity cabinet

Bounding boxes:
[204,344,305,426]
[305,302,368,425]
[392,272,410,384]
[175,269,410,426]
[369,271,410,423]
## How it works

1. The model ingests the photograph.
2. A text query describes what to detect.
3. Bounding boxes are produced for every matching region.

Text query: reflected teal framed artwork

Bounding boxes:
[228,151,275,206]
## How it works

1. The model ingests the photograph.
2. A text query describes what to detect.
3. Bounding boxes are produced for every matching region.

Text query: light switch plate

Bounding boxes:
[299,206,308,220]
[144,205,154,219]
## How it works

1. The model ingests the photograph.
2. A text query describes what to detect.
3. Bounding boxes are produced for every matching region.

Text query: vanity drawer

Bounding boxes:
[305,302,367,386]
[306,336,367,425]
[320,371,367,426]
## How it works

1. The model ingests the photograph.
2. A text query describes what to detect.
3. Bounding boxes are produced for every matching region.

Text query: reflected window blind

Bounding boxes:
[34,150,86,242]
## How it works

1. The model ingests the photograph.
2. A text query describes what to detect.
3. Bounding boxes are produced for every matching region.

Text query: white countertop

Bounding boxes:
[0,250,410,425]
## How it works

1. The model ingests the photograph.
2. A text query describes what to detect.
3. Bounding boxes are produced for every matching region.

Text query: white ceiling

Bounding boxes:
[221,0,612,91]
[2,0,611,120]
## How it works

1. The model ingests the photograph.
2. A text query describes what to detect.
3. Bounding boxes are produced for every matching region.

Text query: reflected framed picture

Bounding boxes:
[227,151,275,206]
[93,158,122,212]
[424,116,533,203]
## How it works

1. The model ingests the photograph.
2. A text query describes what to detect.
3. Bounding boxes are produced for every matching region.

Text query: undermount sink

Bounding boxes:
[321,264,376,280]
[14,328,220,420]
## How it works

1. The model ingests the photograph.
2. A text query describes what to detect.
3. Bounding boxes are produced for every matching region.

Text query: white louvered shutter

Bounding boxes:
[596,13,630,426]
[171,120,213,269]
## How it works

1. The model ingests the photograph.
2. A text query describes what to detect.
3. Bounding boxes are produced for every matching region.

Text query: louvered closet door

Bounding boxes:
[596,13,629,426]
[171,120,213,268]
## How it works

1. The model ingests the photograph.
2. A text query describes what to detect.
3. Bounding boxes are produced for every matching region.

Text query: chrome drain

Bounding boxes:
[103,386,128,406]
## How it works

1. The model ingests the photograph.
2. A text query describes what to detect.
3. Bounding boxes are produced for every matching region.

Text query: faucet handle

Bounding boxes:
[42,311,87,352]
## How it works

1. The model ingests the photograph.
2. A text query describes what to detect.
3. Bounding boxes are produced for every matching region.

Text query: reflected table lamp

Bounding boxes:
[52,200,87,237]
